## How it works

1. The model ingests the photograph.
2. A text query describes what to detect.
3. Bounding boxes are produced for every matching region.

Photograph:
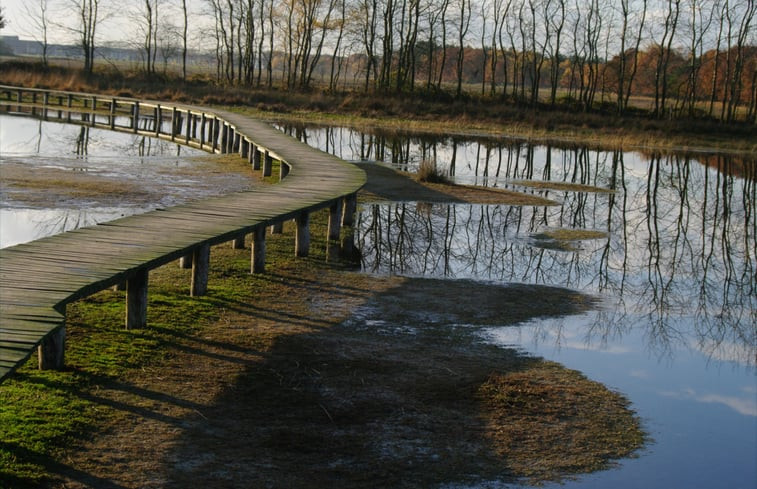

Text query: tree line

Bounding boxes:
[9,0,757,122]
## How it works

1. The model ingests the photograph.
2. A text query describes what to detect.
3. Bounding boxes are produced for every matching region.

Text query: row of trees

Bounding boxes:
[8,0,757,122]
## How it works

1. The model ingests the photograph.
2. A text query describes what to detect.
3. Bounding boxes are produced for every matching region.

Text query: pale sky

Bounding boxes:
[0,0,210,47]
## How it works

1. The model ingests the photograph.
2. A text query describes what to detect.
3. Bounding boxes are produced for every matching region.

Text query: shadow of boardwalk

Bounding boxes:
[155,279,594,488]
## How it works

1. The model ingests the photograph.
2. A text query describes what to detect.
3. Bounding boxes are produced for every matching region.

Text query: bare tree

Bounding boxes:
[652,0,682,118]
[454,0,472,97]
[22,0,51,66]
[64,0,102,74]
[181,0,188,81]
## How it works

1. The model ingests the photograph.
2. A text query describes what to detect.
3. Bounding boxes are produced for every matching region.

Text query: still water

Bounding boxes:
[278,123,757,488]
[0,116,253,247]
[0,116,754,487]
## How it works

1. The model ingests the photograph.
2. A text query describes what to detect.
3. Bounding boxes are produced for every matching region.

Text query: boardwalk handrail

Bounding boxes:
[0,85,366,383]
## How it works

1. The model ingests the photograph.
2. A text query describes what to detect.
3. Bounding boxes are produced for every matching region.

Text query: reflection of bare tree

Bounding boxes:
[75,126,90,156]
[355,148,755,365]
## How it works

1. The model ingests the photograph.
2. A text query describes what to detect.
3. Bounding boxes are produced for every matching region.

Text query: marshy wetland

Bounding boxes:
[0,115,755,488]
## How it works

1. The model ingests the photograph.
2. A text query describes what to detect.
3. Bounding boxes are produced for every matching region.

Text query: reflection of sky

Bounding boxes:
[481,313,757,489]
[0,207,150,248]
[0,116,254,247]
[282,124,757,489]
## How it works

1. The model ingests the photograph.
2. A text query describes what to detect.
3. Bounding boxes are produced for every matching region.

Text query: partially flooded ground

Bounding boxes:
[0,149,645,487]
[43,240,643,489]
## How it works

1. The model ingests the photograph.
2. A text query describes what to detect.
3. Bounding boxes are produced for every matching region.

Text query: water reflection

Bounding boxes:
[0,207,144,248]
[1,116,191,160]
[354,152,755,366]
[0,116,254,247]
[302,125,757,487]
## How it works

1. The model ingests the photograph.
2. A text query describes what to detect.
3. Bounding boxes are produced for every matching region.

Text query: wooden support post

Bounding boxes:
[38,322,66,370]
[171,107,178,140]
[270,221,283,234]
[179,254,193,269]
[263,152,273,177]
[191,244,210,297]
[241,139,249,158]
[233,132,241,153]
[126,269,149,329]
[31,92,37,116]
[155,105,162,136]
[200,114,207,147]
[232,234,246,249]
[328,199,343,241]
[133,102,140,133]
[280,162,290,180]
[220,123,229,153]
[226,127,234,153]
[186,112,192,143]
[43,92,49,120]
[16,90,22,112]
[252,147,262,170]
[110,98,117,129]
[212,118,220,152]
[90,97,97,126]
[251,226,266,273]
[67,94,73,122]
[295,211,311,257]
[342,193,358,227]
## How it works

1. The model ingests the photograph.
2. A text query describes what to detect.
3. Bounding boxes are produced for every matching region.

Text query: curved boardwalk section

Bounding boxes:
[0,86,365,383]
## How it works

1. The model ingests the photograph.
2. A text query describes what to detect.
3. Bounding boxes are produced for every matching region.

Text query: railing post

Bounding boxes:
[241,139,249,158]
[126,269,149,329]
[295,211,310,257]
[191,244,210,296]
[251,226,266,273]
[90,96,97,126]
[38,321,66,370]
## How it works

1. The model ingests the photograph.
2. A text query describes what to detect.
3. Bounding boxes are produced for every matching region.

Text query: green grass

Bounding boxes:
[0,209,334,487]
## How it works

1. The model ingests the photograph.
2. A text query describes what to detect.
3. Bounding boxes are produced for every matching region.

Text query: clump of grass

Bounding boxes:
[531,228,608,251]
[415,159,451,184]
[478,362,646,483]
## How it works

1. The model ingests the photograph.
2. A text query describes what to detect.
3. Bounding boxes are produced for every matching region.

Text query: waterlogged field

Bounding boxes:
[0,115,754,487]
[279,122,757,489]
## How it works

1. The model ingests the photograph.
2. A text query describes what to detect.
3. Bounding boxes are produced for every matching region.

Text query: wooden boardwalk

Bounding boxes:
[0,87,365,383]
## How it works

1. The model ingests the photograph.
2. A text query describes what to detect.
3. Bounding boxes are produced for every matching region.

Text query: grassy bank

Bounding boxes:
[0,207,645,488]
[1,61,754,156]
